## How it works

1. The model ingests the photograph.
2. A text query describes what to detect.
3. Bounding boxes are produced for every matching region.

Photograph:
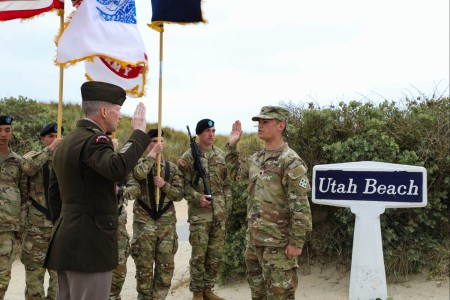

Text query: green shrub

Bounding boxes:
[2,95,448,282]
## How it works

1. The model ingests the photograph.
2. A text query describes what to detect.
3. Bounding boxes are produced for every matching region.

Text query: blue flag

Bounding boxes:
[150,0,205,32]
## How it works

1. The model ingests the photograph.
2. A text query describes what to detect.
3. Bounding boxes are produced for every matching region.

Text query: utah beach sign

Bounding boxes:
[313,161,426,207]
[312,161,427,300]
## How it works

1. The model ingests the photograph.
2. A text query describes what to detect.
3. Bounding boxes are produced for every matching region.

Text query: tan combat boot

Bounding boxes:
[203,289,225,300]
[193,291,204,300]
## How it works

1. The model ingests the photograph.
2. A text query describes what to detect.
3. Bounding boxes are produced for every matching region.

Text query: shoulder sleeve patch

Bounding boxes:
[287,161,299,170]
[288,164,307,180]
[178,159,186,167]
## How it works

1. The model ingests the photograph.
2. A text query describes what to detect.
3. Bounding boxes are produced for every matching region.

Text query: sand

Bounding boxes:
[6,201,449,300]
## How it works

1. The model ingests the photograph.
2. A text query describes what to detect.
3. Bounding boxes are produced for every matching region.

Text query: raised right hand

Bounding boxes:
[228,120,243,147]
[131,102,147,132]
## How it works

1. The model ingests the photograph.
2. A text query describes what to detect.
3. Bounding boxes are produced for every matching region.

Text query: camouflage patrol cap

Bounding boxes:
[40,123,64,136]
[0,115,13,125]
[252,106,289,122]
[81,81,126,106]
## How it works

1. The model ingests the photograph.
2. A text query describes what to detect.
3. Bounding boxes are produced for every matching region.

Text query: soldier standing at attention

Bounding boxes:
[225,106,313,300]
[0,115,28,299]
[178,119,231,300]
[43,81,151,300]
[22,123,63,300]
[128,129,184,299]
[108,132,131,300]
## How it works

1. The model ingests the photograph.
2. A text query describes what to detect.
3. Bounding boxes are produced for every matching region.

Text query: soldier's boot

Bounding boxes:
[193,291,204,300]
[203,289,225,300]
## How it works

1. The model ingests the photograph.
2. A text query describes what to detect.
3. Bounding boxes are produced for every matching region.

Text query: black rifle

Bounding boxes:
[187,125,212,201]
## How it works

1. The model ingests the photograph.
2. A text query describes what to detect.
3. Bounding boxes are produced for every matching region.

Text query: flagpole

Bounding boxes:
[155,24,164,211]
[57,10,64,138]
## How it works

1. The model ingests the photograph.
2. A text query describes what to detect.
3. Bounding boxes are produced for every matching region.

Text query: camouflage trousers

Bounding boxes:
[246,244,299,300]
[109,222,130,300]
[131,221,178,300]
[189,221,225,292]
[0,231,19,300]
[21,225,57,300]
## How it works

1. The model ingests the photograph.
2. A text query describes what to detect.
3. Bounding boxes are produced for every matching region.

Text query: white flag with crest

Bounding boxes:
[56,0,148,97]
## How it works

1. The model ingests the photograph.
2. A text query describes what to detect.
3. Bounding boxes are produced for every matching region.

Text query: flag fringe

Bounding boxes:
[148,19,207,32]
[56,53,147,70]
[85,63,148,98]
[0,7,63,22]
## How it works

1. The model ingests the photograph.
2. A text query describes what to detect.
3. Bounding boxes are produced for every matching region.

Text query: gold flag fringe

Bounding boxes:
[148,19,208,32]
[84,61,148,98]
[0,8,64,22]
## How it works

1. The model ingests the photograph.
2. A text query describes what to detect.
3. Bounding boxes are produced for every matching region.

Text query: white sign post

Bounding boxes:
[312,161,427,300]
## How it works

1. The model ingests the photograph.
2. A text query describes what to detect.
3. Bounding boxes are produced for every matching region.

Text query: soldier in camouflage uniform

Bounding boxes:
[109,186,130,300]
[0,115,28,299]
[22,123,63,300]
[178,119,231,300]
[225,106,312,300]
[109,133,131,300]
[128,129,184,300]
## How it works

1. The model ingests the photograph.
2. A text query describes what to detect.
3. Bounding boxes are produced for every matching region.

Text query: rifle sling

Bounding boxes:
[137,161,171,220]
[29,196,52,221]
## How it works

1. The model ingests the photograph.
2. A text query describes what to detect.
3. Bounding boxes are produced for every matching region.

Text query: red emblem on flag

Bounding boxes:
[100,56,145,79]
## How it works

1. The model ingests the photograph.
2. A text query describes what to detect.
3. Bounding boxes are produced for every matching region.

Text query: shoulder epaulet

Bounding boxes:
[85,126,102,133]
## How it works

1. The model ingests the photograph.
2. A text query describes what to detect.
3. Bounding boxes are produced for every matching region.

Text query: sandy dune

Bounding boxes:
[6,201,448,300]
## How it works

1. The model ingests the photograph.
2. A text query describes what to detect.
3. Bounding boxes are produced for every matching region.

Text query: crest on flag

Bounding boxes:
[56,0,148,97]
[149,0,206,32]
[0,0,64,21]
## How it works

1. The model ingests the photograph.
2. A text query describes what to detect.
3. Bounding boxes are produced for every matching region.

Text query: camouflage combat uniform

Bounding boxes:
[21,148,58,300]
[225,143,312,300]
[178,146,231,293]
[128,155,184,300]
[109,198,130,300]
[0,150,27,299]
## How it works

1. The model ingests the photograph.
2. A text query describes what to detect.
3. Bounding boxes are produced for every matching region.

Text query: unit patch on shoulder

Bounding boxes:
[299,178,308,189]
[96,135,110,143]
[178,159,186,167]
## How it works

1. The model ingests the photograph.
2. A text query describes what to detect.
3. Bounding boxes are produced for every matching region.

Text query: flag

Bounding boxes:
[85,55,148,97]
[56,0,148,96]
[0,0,64,21]
[149,0,205,32]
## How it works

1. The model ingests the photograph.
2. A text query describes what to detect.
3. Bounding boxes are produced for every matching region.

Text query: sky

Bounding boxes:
[1,0,449,135]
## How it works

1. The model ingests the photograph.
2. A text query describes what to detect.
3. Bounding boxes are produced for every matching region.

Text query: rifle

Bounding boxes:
[187,125,212,201]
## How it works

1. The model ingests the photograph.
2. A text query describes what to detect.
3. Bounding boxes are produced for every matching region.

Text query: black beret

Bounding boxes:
[81,81,126,106]
[195,119,214,134]
[0,115,13,125]
[40,123,64,137]
[147,129,164,139]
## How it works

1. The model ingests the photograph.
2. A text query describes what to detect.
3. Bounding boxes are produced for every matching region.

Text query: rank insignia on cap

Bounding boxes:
[299,178,308,189]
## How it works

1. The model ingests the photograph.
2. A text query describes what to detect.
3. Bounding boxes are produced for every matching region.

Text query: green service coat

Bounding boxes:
[44,119,150,272]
